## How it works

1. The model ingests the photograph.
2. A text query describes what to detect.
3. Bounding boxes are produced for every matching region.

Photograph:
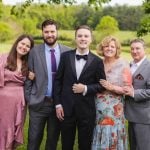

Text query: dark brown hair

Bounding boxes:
[6,34,34,76]
[75,25,92,37]
[41,19,58,30]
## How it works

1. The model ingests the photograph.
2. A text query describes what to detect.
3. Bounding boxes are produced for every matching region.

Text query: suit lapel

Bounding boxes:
[58,44,64,53]
[79,52,94,79]
[39,44,48,74]
[133,58,148,79]
[69,50,77,78]
[70,50,94,80]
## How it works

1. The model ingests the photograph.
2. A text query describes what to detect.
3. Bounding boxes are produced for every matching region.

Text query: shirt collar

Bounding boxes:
[131,56,146,67]
[45,43,59,53]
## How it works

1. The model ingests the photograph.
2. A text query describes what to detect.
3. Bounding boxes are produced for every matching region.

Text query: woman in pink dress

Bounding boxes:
[0,34,34,150]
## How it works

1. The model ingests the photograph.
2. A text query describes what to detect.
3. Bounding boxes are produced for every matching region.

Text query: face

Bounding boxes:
[103,41,117,58]
[42,24,58,46]
[16,38,31,57]
[75,28,92,52]
[131,42,145,63]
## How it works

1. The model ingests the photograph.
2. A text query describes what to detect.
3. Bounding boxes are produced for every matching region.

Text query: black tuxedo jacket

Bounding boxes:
[54,49,106,116]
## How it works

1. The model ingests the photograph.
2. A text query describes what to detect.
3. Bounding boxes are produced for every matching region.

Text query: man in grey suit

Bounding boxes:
[24,19,70,150]
[124,39,150,150]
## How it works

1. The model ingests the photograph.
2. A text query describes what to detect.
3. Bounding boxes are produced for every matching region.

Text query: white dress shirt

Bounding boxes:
[75,50,89,79]
[130,56,146,75]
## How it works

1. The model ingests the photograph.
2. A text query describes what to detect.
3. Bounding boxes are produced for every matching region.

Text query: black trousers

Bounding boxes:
[27,98,60,150]
[61,112,95,150]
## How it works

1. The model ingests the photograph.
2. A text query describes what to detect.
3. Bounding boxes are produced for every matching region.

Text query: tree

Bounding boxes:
[102,5,144,31]
[96,15,119,34]
[10,0,111,16]
[137,0,150,36]
[95,15,119,42]
[25,0,111,6]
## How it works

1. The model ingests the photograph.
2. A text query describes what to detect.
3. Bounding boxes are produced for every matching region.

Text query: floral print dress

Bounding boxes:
[92,58,132,150]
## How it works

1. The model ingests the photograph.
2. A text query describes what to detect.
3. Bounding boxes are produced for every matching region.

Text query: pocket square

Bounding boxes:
[135,74,144,80]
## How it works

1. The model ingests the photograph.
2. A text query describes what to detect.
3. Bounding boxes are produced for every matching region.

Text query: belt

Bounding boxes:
[44,96,53,103]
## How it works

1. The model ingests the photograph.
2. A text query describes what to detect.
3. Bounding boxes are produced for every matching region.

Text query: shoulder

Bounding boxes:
[0,53,8,64]
[89,51,103,62]
[143,58,150,69]
[31,44,44,53]
[0,53,8,58]
[61,49,75,56]
[145,58,150,64]
[59,43,71,50]
[117,57,130,67]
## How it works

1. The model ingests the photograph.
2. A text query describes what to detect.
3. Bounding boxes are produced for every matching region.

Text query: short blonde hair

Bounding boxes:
[97,36,121,58]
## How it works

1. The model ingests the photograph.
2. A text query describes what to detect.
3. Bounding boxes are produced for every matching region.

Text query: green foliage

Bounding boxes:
[88,0,111,8]
[0,3,3,18]
[0,2,147,41]
[137,15,150,37]
[137,0,150,36]
[143,1,150,13]
[96,15,119,39]
[3,0,150,37]
[102,5,144,31]
[0,22,13,42]
[73,5,97,28]
[22,19,37,34]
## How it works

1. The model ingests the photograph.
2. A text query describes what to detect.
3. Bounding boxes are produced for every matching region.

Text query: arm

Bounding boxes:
[24,49,34,102]
[72,57,106,95]
[86,58,106,94]
[114,67,132,94]
[0,54,7,87]
[101,67,132,94]
[53,53,65,120]
[53,53,65,105]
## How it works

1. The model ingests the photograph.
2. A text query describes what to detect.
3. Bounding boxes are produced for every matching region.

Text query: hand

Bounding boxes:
[99,79,114,91]
[72,83,85,93]
[56,106,64,121]
[28,71,35,80]
[123,86,134,97]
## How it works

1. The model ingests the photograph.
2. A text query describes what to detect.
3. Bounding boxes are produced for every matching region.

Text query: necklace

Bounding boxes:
[104,59,117,73]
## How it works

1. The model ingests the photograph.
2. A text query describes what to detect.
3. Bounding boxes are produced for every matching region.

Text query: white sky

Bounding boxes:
[2,0,143,6]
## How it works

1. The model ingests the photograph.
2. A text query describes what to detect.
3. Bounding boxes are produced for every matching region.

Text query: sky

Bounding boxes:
[2,0,143,6]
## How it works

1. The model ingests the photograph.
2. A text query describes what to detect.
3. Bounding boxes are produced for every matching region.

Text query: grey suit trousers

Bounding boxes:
[128,122,150,150]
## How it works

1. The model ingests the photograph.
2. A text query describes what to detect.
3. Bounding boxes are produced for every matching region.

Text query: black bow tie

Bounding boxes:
[76,54,88,60]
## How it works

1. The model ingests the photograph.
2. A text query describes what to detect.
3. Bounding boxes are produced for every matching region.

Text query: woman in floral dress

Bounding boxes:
[92,36,132,150]
[0,34,34,150]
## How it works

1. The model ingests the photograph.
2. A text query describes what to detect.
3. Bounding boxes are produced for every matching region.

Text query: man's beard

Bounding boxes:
[43,37,57,46]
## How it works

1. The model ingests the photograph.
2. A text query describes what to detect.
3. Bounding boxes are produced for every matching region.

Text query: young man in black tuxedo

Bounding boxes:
[54,25,106,150]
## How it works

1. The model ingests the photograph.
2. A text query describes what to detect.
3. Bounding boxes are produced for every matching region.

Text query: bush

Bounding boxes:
[22,19,37,34]
[0,22,13,42]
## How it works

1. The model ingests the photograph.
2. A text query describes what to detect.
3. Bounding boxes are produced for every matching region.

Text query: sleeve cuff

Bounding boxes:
[55,104,62,108]
[83,85,87,96]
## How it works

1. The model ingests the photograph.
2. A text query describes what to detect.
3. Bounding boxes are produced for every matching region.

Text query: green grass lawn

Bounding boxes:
[0,31,149,150]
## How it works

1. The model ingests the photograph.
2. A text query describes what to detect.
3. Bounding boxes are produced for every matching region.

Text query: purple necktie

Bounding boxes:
[50,49,57,85]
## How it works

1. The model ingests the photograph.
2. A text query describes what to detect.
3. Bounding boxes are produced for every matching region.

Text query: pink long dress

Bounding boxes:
[0,54,26,150]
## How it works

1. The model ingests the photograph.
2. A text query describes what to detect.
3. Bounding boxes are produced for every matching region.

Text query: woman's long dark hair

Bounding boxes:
[6,34,34,76]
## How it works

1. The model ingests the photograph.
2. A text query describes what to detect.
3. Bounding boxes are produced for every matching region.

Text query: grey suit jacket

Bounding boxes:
[24,43,70,110]
[125,58,150,124]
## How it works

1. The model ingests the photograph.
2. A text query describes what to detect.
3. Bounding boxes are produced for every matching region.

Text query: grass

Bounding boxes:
[17,111,78,150]
[0,45,131,150]
[0,30,150,150]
